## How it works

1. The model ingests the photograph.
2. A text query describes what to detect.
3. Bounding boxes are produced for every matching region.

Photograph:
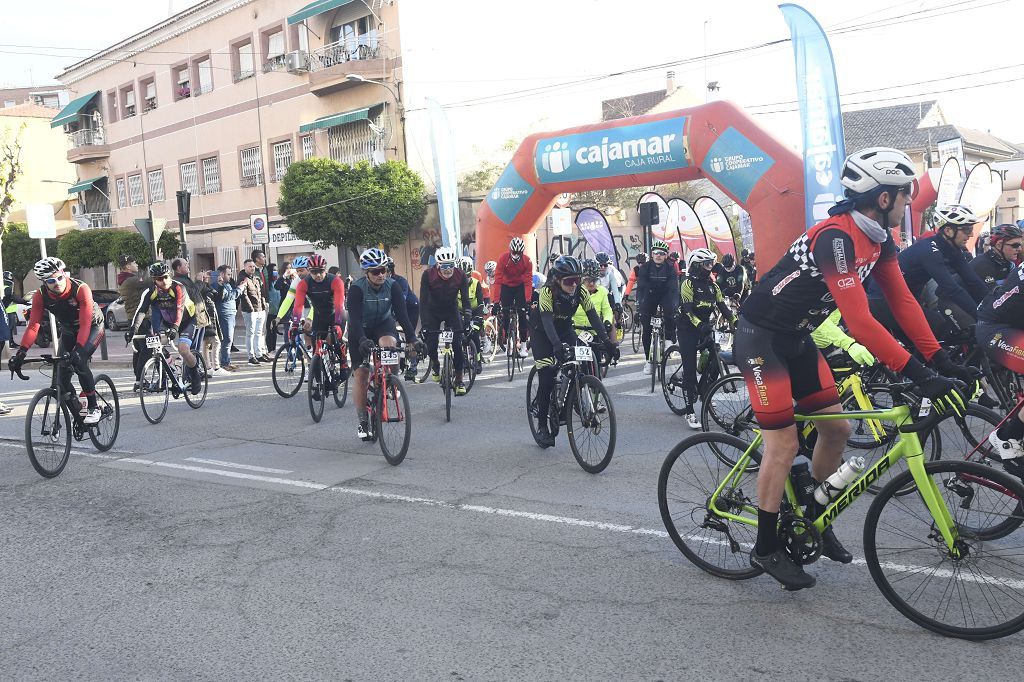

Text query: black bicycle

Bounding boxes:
[526,344,616,473]
[13,353,120,478]
[134,332,209,424]
[506,305,525,381]
[662,318,733,415]
[307,328,350,423]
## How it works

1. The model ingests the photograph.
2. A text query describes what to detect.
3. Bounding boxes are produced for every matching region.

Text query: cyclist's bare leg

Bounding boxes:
[177,340,197,368]
[808,403,850,484]
[354,367,370,414]
[756,425,800,513]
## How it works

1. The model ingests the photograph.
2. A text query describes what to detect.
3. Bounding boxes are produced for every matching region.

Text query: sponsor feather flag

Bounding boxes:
[779,4,846,228]
[427,98,461,250]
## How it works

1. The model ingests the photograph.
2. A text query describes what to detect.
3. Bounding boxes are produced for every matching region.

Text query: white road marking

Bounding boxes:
[185,457,293,474]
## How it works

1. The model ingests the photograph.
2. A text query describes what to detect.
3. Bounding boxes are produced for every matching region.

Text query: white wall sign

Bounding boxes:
[26,204,57,239]
[551,207,572,236]
[250,213,269,245]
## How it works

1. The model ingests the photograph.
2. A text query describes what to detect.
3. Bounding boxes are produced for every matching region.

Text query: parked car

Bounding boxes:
[104,297,130,330]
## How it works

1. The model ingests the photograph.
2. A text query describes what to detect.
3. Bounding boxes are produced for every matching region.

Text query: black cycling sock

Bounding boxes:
[754,508,780,555]
[998,418,1024,441]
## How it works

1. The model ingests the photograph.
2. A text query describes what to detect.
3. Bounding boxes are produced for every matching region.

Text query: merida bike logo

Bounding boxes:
[540,141,572,174]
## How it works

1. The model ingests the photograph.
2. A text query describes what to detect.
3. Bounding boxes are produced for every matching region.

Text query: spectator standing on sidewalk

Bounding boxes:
[116,255,151,389]
[172,258,211,355]
[246,250,272,360]
[265,262,282,353]
[3,270,27,340]
[212,264,240,372]
[0,296,11,413]
[195,270,223,375]
[237,259,268,365]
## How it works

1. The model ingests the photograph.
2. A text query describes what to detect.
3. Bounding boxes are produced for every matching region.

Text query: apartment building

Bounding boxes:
[0,86,69,110]
[53,0,404,273]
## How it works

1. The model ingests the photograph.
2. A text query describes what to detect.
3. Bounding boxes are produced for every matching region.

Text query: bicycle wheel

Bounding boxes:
[526,365,545,445]
[184,355,208,409]
[307,355,326,423]
[463,339,478,393]
[327,347,348,408]
[621,302,634,332]
[700,374,757,443]
[25,388,71,478]
[376,374,411,466]
[631,323,641,354]
[507,319,518,382]
[863,459,1024,640]
[483,319,499,364]
[272,342,305,398]
[658,432,763,579]
[88,374,120,452]
[660,345,689,415]
[649,331,660,394]
[138,357,168,424]
[567,375,616,473]
[443,352,452,423]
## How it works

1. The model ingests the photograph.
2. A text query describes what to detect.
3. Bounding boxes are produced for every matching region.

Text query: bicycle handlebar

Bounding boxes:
[9,353,66,381]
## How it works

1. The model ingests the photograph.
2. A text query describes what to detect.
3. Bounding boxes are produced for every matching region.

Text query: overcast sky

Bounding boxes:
[3,0,1021,170]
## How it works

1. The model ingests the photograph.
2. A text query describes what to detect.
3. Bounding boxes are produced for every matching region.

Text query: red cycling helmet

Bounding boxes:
[308,254,327,269]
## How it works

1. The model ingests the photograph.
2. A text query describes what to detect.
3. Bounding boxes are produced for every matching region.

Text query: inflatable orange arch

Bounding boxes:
[476,100,805,269]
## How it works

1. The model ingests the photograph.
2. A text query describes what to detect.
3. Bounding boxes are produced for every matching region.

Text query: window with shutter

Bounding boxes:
[128,174,144,206]
[273,141,293,181]
[197,59,213,95]
[202,157,221,194]
[240,146,263,188]
[301,135,315,160]
[147,169,165,202]
[180,161,199,195]
[116,178,127,209]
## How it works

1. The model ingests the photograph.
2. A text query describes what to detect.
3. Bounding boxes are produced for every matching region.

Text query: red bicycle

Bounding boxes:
[362,344,412,465]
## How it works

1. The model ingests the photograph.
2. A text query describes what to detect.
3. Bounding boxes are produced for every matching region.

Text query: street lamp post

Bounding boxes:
[345,74,406,162]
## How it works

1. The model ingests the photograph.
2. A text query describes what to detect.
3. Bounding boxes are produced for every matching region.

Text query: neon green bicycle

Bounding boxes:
[658,386,1024,640]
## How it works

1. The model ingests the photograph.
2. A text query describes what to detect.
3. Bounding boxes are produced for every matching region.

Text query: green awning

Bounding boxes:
[299,106,373,133]
[50,91,99,128]
[287,0,356,25]
[67,176,105,194]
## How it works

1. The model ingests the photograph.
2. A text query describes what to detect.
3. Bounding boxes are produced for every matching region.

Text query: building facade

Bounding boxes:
[54,0,405,274]
[0,86,69,110]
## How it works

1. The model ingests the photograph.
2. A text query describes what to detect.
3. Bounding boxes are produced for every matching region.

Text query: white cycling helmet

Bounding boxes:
[686,248,717,271]
[34,257,66,279]
[934,203,983,229]
[484,260,497,274]
[458,256,474,274]
[434,247,458,265]
[840,147,917,195]
[509,237,525,253]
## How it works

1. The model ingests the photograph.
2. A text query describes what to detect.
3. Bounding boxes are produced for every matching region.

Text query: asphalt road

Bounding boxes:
[0,347,1021,679]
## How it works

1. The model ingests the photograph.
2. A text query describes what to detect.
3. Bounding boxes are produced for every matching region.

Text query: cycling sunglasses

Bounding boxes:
[1004,242,1023,249]
[366,267,387,276]
[438,263,456,271]
[44,274,66,284]
[154,274,171,281]
[651,249,668,256]
[560,276,581,287]
[309,267,326,275]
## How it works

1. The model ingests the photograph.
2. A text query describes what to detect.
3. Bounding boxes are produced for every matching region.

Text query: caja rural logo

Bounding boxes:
[540,141,572,174]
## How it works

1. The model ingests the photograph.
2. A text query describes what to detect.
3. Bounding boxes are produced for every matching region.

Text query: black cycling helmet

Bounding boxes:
[722,253,735,268]
[991,223,1023,244]
[595,251,611,265]
[2,270,12,282]
[149,262,170,278]
[581,258,600,279]
[549,255,582,279]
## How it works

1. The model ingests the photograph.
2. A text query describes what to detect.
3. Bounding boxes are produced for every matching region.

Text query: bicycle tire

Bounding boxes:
[649,329,661,394]
[88,374,120,452]
[463,339,478,392]
[308,355,326,423]
[660,345,689,415]
[658,432,763,580]
[327,346,348,408]
[700,374,757,442]
[138,357,168,424]
[526,365,545,446]
[376,374,411,466]
[272,342,305,398]
[621,302,634,332]
[184,355,208,409]
[25,388,71,478]
[631,323,641,354]
[864,459,1024,640]
[483,318,499,364]
[507,315,518,382]
[443,352,452,423]
[567,375,616,474]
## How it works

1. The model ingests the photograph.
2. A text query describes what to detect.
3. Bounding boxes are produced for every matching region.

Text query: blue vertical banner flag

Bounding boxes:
[779,4,846,228]
[427,98,461,250]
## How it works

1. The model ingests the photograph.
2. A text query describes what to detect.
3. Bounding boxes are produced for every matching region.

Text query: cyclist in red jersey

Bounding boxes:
[734,147,973,590]
[9,257,105,423]
[493,237,533,358]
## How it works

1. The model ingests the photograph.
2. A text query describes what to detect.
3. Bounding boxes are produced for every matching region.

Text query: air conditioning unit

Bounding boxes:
[286,50,308,74]
[70,204,85,217]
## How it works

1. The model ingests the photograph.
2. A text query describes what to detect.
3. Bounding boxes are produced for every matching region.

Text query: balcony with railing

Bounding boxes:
[66,126,109,164]
[75,212,112,229]
[307,39,393,95]
[240,173,264,189]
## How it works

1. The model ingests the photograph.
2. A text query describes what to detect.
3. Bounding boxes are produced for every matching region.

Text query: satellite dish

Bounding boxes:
[367,122,385,137]
[371,149,386,166]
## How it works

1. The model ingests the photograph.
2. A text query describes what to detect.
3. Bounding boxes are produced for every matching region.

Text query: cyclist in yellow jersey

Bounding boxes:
[458,256,487,371]
[572,258,615,342]
[275,256,315,353]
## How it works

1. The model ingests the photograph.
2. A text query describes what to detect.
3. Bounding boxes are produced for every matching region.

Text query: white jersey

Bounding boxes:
[597,266,625,304]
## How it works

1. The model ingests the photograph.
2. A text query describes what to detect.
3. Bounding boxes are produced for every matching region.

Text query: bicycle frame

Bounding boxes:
[710,404,962,553]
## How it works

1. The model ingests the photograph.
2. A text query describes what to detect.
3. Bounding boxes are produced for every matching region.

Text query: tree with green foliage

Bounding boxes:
[157,231,181,260]
[1,223,57,295]
[58,228,120,270]
[278,159,427,259]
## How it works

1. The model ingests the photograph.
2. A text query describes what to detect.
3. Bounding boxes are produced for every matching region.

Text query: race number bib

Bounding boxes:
[651,317,663,329]
[715,331,730,345]
[574,345,594,362]
[577,330,594,344]
[146,336,162,349]
[380,350,401,366]
[918,397,932,417]
[440,330,454,344]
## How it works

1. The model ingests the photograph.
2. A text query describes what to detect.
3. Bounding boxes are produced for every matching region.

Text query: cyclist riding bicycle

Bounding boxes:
[971,223,1022,290]
[740,249,757,284]
[869,203,989,341]
[677,248,736,429]
[458,256,488,369]
[290,254,349,384]
[530,256,614,448]
[623,252,647,301]
[9,257,106,424]
[637,240,680,376]
[125,262,203,395]
[420,246,472,395]
[348,248,417,441]
[976,264,1024,462]
[572,259,616,356]
[275,255,314,343]
[735,147,974,591]
[712,253,750,302]
[594,252,626,326]
[493,237,533,358]
[483,260,497,288]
